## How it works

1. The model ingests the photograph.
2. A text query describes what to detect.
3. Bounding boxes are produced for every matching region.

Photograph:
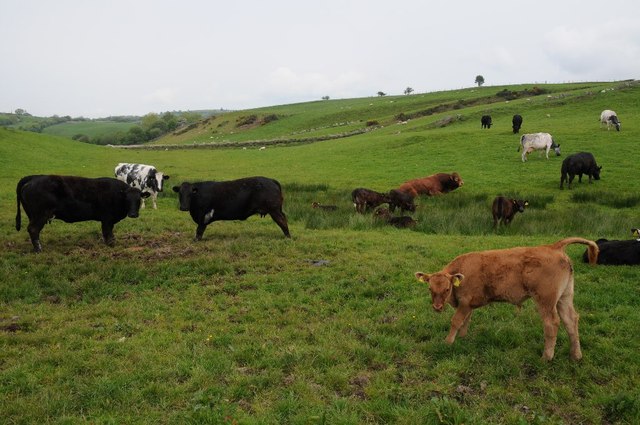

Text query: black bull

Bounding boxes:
[173,176,290,240]
[16,175,149,252]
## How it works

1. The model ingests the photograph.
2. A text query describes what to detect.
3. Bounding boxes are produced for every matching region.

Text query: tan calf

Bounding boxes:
[415,237,598,361]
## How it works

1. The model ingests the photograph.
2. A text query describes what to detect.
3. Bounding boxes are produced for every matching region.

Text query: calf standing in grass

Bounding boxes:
[414,237,599,361]
[492,196,528,228]
[351,188,390,214]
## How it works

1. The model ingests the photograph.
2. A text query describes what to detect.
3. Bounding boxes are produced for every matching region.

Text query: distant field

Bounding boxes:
[1,81,639,424]
[42,120,138,139]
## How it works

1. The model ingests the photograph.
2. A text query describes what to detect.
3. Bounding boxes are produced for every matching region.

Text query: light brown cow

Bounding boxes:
[414,237,598,361]
[398,172,463,197]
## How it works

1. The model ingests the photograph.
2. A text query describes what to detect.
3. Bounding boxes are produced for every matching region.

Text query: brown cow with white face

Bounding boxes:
[414,237,598,361]
[397,172,463,198]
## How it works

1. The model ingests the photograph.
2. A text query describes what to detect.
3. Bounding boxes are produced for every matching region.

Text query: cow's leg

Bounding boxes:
[269,210,291,238]
[101,222,115,246]
[152,192,158,209]
[568,174,575,189]
[536,302,560,361]
[557,291,582,361]
[140,197,146,209]
[457,310,473,338]
[578,173,583,183]
[445,306,472,344]
[27,217,48,253]
[493,214,499,228]
[194,223,207,241]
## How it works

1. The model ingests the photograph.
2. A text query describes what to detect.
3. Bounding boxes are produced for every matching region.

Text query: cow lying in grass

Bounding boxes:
[374,207,416,228]
[414,237,599,361]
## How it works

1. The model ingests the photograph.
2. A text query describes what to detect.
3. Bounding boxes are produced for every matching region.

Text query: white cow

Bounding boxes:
[518,133,561,162]
[600,110,621,131]
[114,163,169,209]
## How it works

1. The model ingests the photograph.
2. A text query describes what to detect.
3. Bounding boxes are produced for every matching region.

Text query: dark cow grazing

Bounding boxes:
[351,188,391,214]
[415,237,599,361]
[311,202,338,211]
[481,115,492,129]
[388,189,416,214]
[397,172,463,198]
[115,163,169,209]
[172,176,290,240]
[374,207,417,228]
[492,196,528,228]
[582,238,640,265]
[16,175,149,252]
[560,152,602,189]
[512,114,523,134]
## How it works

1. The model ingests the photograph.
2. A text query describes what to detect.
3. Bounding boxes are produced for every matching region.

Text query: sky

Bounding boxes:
[1,0,639,118]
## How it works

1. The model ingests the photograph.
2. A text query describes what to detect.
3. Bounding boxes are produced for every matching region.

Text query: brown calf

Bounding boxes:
[311,202,338,211]
[351,188,391,214]
[388,189,416,214]
[492,196,528,228]
[414,237,598,361]
[398,172,463,198]
[374,207,417,228]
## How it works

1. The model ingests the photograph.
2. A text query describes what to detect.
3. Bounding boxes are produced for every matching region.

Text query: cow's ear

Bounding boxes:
[172,186,180,193]
[450,273,465,287]
[598,166,603,171]
[524,200,529,206]
[415,272,431,284]
[163,175,170,180]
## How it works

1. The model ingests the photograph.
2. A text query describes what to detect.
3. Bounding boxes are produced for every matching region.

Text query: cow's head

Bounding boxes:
[592,165,602,180]
[146,170,170,193]
[551,140,561,156]
[124,187,150,218]
[173,182,195,211]
[451,172,464,187]
[609,115,621,131]
[415,271,464,312]
[388,189,416,212]
[513,199,529,213]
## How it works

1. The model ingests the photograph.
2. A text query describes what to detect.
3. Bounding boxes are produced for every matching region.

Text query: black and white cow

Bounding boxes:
[481,115,492,129]
[115,163,169,209]
[582,238,640,265]
[16,175,149,252]
[512,114,523,134]
[172,176,290,240]
[600,110,621,131]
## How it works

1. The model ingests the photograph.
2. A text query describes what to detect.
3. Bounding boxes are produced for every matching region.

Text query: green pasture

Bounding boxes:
[1,81,639,424]
[42,120,138,139]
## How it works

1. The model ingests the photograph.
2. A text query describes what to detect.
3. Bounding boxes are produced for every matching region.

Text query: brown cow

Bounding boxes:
[414,237,599,361]
[351,188,391,214]
[374,207,417,228]
[311,202,338,211]
[398,172,463,197]
[492,196,528,228]
[388,189,416,214]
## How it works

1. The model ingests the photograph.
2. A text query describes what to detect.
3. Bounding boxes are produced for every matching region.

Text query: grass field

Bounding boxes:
[42,120,138,139]
[1,81,640,424]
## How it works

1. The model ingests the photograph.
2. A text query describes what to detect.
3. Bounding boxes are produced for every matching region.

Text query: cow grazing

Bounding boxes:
[115,163,169,209]
[481,115,492,129]
[560,152,601,189]
[518,132,560,162]
[414,237,599,361]
[16,175,149,252]
[600,110,621,131]
[397,172,463,198]
[492,196,528,228]
[374,207,417,228]
[172,176,290,240]
[311,202,338,211]
[512,114,523,134]
[582,238,640,265]
[351,188,391,214]
[388,189,416,214]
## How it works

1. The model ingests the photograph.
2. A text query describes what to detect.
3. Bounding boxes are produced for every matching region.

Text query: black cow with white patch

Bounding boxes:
[172,176,290,240]
[481,115,492,129]
[115,163,169,209]
[16,175,149,252]
[582,238,640,265]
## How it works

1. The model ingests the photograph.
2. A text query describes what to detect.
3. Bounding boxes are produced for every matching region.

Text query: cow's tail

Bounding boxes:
[517,135,524,152]
[15,176,31,231]
[551,237,599,265]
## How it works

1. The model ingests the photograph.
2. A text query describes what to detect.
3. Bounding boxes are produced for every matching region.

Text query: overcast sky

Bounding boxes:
[1,0,639,118]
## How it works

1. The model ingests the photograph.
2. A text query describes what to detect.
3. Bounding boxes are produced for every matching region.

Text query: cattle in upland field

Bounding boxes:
[582,238,640,265]
[115,163,169,209]
[633,228,640,240]
[512,114,523,134]
[518,132,560,162]
[311,202,338,211]
[481,115,492,129]
[415,237,599,361]
[351,188,391,214]
[600,110,621,131]
[388,189,416,214]
[16,175,149,252]
[397,172,463,198]
[492,196,528,228]
[172,177,290,240]
[374,208,417,228]
[560,152,602,189]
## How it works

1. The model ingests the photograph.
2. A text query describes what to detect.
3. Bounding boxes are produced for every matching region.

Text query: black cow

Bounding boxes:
[512,114,523,134]
[560,152,602,189]
[172,176,290,240]
[374,207,417,228]
[16,175,149,252]
[388,189,416,214]
[492,196,528,228]
[481,115,492,129]
[351,188,391,214]
[582,238,640,265]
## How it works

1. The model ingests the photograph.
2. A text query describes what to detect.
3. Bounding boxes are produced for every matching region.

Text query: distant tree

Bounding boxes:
[377,91,386,96]
[404,87,414,95]
[180,111,202,124]
[140,113,160,131]
[14,108,27,116]
[161,112,178,131]
[322,96,330,100]
[475,75,485,87]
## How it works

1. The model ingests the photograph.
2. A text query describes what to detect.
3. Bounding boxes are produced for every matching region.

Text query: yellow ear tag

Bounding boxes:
[453,277,461,287]
[418,276,427,283]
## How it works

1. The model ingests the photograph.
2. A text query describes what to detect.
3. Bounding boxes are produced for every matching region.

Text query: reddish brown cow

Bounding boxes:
[398,172,463,197]
[492,196,528,228]
[351,188,391,214]
[414,237,599,361]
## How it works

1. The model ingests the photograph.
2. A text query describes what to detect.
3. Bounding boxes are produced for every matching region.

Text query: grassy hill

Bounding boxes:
[1,81,639,424]
[42,120,139,139]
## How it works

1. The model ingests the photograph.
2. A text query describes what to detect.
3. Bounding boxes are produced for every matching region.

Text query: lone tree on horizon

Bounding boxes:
[404,87,414,95]
[475,75,485,87]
